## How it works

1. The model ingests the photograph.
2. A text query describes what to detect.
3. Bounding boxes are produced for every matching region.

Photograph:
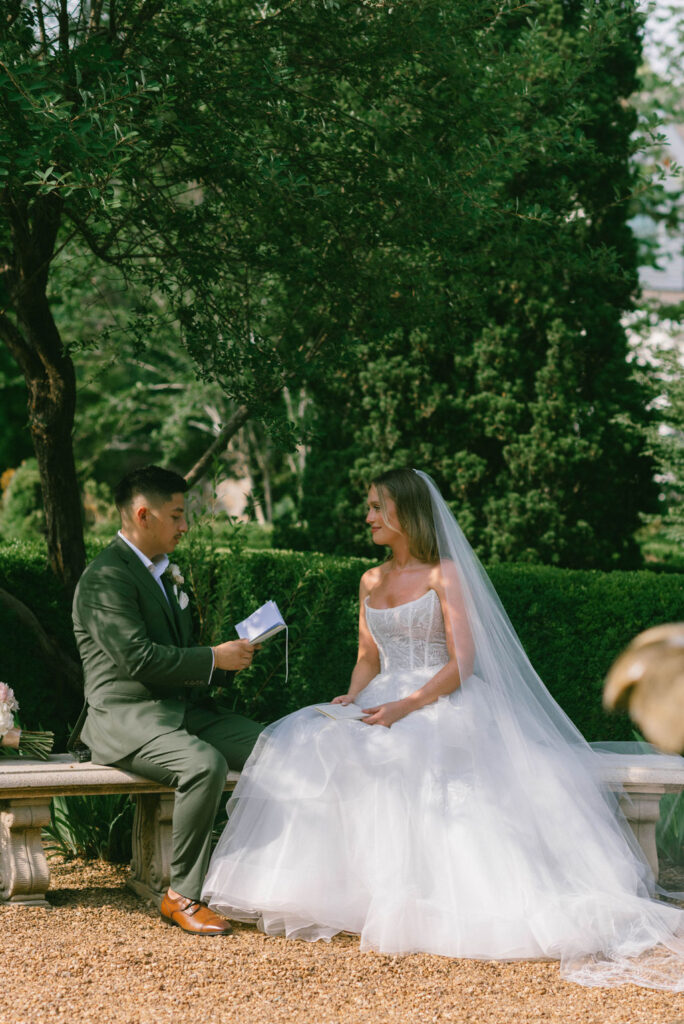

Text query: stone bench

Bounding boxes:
[0,754,240,908]
[1,752,683,908]
[597,754,684,880]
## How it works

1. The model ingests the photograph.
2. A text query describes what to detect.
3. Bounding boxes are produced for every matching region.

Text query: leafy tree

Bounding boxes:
[297,0,658,569]
[1,0,663,589]
[49,249,306,524]
[635,342,684,566]
[0,344,32,470]
[0,457,44,539]
[625,2,684,567]
[0,0,531,586]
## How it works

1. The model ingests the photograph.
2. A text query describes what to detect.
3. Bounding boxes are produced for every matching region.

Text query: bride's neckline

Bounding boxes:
[365,589,437,612]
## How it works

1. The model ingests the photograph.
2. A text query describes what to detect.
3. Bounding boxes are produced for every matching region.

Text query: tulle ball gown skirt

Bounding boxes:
[202,671,684,989]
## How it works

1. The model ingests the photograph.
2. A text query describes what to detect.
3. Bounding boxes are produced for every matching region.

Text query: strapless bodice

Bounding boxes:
[365,588,449,676]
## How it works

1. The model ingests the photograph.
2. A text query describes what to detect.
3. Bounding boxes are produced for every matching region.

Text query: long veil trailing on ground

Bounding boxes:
[415,470,684,990]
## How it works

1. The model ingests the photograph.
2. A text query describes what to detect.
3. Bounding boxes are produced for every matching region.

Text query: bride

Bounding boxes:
[203,468,684,989]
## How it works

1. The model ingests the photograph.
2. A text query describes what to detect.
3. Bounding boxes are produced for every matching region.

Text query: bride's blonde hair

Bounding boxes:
[371,468,439,564]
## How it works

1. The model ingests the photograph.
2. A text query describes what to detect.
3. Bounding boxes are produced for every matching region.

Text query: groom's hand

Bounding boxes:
[212,639,259,672]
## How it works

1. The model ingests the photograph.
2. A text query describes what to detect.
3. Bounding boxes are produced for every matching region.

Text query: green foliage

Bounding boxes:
[174,547,684,740]
[0,463,120,543]
[204,549,367,720]
[0,344,31,469]
[636,344,684,566]
[182,510,366,715]
[81,478,118,539]
[0,458,44,540]
[43,794,134,863]
[296,0,657,570]
[629,1,684,280]
[55,263,239,488]
[0,538,82,749]
[658,792,684,868]
[488,564,684,743]
[0,0,666,588]
[3,534,680,866]
[3,538,682,751]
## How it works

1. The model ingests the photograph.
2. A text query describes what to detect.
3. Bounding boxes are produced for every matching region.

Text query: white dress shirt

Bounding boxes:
[118,530,170,601]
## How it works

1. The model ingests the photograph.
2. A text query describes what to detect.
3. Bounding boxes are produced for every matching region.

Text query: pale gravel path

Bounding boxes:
[4,858,684,1024]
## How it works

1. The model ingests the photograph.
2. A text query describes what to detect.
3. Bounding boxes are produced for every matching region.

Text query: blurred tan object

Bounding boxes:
[604,623,684,754]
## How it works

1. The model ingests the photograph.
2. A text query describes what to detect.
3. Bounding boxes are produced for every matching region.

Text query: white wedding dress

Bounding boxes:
[203,587,684,989]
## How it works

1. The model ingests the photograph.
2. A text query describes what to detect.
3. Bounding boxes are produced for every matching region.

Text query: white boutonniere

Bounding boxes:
[166,563,190,611]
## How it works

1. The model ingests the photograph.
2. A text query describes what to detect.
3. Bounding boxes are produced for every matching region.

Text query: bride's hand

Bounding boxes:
[362,700,409,728]
[331,695,353,705]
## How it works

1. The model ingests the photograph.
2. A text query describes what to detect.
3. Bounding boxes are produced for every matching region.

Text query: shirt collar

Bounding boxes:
[118,530,169,581]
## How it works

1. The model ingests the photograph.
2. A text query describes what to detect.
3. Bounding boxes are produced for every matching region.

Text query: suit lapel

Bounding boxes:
[161,574,187,642]
[113,537,181,643]
[165,576,193,646]
[177,598,193,646]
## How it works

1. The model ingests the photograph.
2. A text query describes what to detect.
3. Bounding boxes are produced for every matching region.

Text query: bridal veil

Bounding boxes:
[415,469,684,988]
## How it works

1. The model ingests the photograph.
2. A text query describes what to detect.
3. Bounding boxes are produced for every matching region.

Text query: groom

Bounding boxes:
[72,465,262,935]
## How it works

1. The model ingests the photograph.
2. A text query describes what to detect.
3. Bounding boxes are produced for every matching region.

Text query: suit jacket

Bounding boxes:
[72,536,222,765]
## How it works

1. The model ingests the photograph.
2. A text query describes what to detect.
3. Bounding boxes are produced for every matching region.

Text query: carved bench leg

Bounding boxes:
[128,792,175,907]
[619,787,665,881]
[0,798,52,907]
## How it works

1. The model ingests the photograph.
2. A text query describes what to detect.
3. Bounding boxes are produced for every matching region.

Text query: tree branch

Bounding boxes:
[108,0,118,43]
[184,403,252,489]
[88,0,104,36]
[63,207,124,264]
[118,0,164,56]
[35,1,47,55]
[58,0,69,55]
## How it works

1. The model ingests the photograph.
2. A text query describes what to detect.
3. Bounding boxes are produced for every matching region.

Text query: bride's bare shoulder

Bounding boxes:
[429,560,463,595]
[359,563,387,597]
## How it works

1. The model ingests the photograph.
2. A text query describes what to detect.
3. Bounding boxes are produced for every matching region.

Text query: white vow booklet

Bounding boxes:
[235,601,287,643]
[314,703,366,721]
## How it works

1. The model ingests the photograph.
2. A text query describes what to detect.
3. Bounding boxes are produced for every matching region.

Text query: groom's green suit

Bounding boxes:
[72,535,262,900]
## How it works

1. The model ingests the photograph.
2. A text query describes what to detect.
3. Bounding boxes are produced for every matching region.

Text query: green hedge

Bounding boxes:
[1,540,682,749]
[0,540,84,748]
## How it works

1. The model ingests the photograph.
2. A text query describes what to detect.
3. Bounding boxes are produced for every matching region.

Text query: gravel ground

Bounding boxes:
[4,858,684,1024]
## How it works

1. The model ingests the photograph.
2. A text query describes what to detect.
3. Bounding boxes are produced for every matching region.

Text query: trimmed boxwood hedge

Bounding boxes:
[0,540,84,749]
[1,540,682,749]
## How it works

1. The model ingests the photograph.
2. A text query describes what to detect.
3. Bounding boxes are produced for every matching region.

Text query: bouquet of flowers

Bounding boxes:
[0,682,54,760]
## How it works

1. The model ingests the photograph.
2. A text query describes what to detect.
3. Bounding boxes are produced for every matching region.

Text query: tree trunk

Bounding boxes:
[1,192,86,595]
[25,342,86,594]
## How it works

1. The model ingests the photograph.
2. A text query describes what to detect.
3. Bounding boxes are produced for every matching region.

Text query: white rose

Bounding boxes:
[0,705,15,736]
[0,682,18,709]
[168,563,185,586]
[172,583,190,611]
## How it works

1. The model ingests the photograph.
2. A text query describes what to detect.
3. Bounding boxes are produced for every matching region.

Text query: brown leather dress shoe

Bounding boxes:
[160,893,233,935]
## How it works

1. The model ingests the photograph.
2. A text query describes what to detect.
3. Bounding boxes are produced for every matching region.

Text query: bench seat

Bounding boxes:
[1,753,683,908]
[0,754,240,907]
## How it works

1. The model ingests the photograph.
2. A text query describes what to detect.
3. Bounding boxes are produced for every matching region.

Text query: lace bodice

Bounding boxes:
[365,589,448,676]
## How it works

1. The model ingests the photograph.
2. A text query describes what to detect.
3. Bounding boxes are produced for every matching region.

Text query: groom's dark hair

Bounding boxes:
[114,465,188,511]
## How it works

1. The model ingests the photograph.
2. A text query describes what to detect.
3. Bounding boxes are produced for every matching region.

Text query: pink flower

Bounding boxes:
[0,682,19,736]
[0,682,19,710]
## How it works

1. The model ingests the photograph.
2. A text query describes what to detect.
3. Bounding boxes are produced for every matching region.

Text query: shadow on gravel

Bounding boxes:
[46,884,139,910]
